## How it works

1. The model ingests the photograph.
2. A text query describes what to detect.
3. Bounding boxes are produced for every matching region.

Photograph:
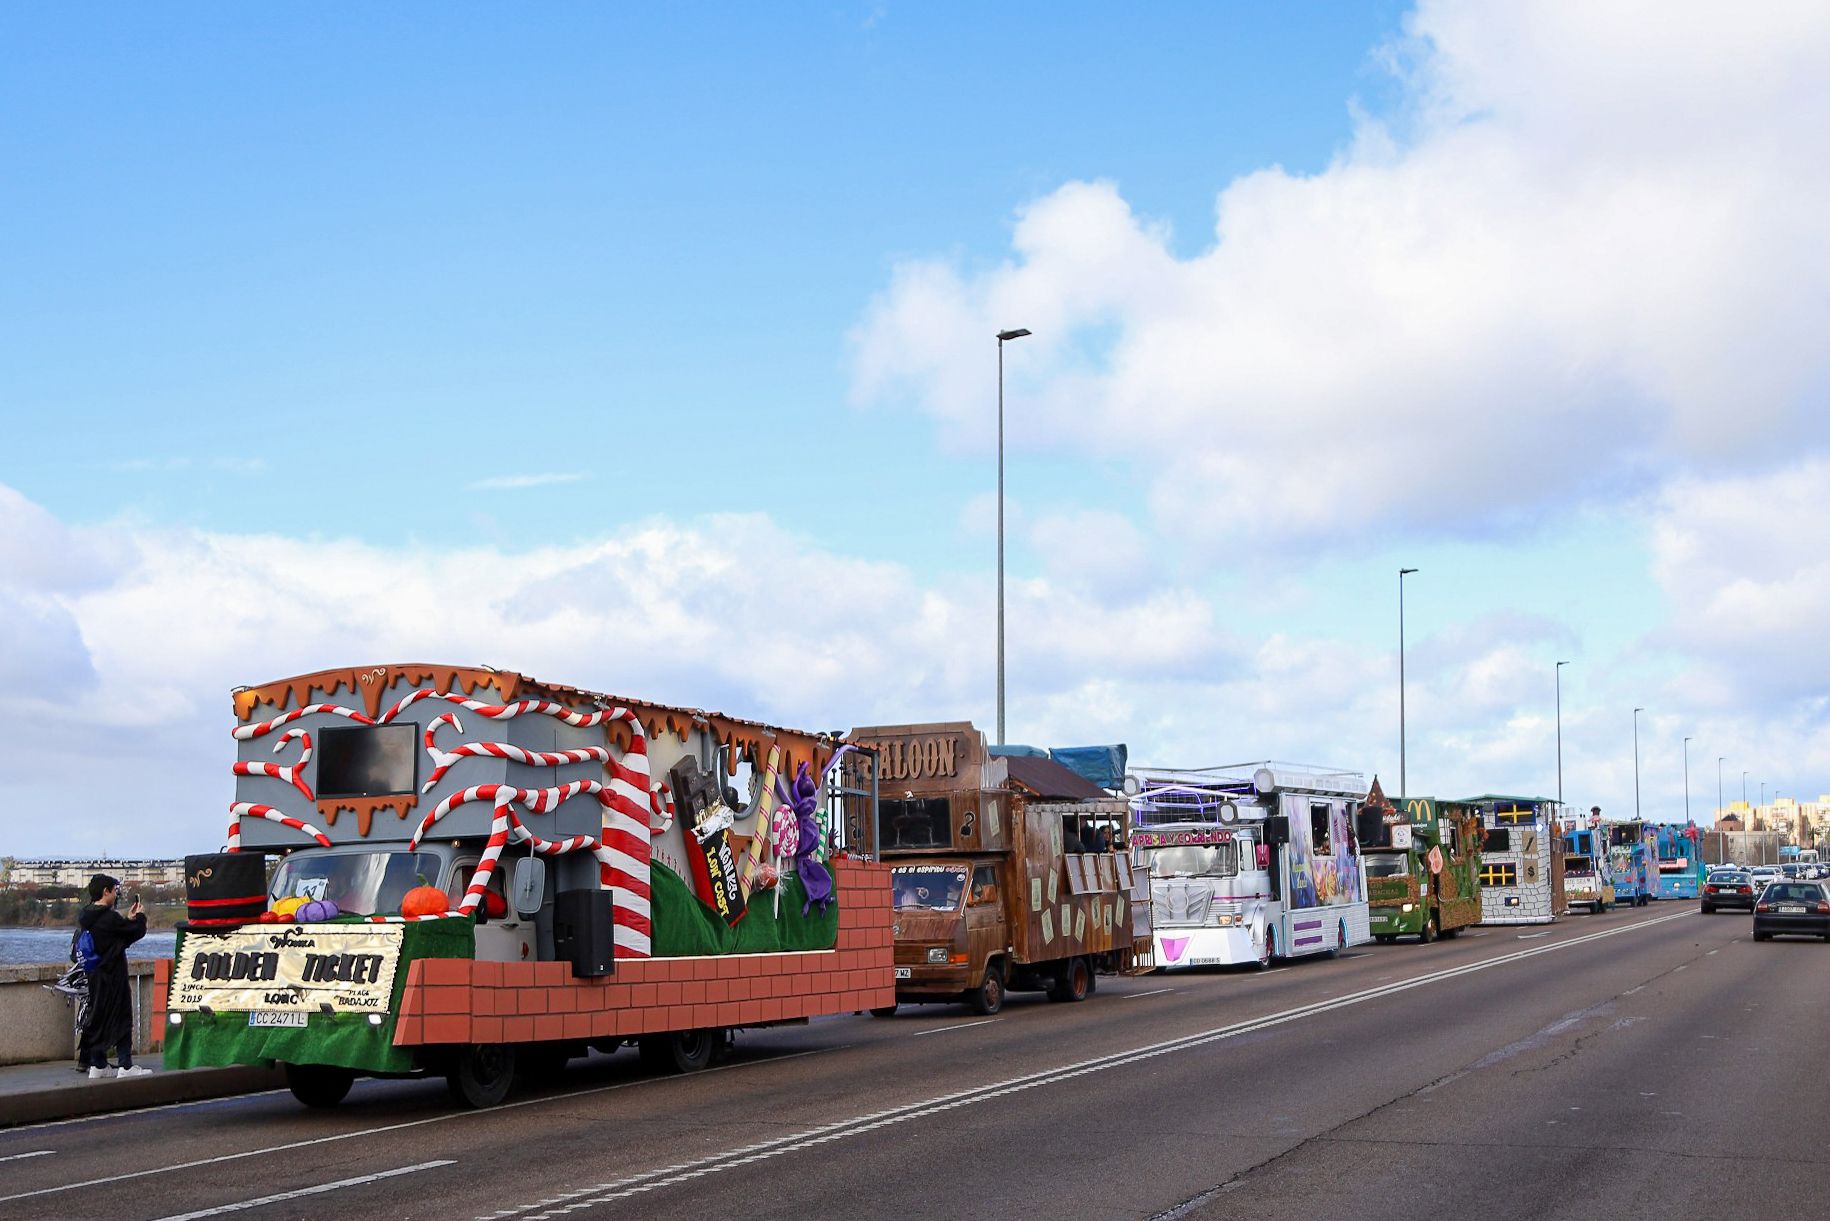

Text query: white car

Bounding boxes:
[1748,866,1783,893]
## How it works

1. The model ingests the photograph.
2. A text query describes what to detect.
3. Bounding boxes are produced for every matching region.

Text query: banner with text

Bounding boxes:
[170,925,406,1014]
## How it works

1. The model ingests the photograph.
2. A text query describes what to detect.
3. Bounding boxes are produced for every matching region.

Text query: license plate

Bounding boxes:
[1779,905,1807,914]
[893,967,912,979]
[248,1011,308,1028]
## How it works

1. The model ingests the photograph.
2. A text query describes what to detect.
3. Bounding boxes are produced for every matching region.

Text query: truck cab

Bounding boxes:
[1562,826,1615,914]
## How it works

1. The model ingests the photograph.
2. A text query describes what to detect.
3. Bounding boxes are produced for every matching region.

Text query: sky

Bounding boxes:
[4,1,1829,857]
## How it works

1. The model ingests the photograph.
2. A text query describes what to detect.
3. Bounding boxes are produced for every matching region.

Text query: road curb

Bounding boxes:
[0,1064,284,1128]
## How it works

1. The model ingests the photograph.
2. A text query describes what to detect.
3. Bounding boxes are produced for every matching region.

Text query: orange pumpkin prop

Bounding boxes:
[401,883,450,918]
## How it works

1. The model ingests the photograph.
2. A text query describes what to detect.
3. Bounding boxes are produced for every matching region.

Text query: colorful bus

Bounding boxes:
[1652,825,1706,898]
[1130,763,1371,968]
[1606,820,1653,906]
[1562,825,1615,914]
[1466,795,1564,924]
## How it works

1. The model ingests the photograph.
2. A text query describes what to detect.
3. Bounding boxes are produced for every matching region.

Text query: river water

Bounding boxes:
[0,926,180,968]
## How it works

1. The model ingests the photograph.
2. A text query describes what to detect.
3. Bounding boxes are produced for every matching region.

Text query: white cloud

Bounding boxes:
[465,472,592,491]
[849,1,1830,549]
[0,485,1225,855]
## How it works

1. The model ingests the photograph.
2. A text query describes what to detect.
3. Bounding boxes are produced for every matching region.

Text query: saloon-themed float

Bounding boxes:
[153,663,894,1108]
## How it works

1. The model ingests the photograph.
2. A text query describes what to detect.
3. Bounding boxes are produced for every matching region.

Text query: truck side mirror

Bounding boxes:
[512,857,547,918]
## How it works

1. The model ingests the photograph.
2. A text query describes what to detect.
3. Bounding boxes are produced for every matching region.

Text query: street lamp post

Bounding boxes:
[1555,661,1567,807]
[1717,756,1723,822]
[1742,770,1748,808]
[1399,568,1418,797]
[994,327,1030,747]
[1633,707,1644,821]
[1683,736,1691,825]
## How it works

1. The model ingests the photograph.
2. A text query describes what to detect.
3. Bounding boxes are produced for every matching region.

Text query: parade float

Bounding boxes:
[848,722,1146,1014]
[152,664,893,1108]
[1360,784,1483,943]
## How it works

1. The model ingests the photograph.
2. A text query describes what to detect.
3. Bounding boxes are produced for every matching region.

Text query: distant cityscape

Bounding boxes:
[0,858,186,888]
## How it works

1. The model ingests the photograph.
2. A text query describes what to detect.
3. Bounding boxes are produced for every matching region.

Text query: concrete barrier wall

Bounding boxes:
[0,962,159,1066]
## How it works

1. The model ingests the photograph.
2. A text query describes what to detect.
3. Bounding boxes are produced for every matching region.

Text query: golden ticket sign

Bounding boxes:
[170,925,405,1014]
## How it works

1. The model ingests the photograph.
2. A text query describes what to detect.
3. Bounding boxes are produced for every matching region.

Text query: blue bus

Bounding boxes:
[1606,820,1652,906]
[1654,824,1706,899]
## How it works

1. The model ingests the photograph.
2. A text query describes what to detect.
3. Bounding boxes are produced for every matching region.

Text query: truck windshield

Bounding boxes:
[269,851,442,917]
[1362,853,1409,879]
[891,866,968,911]
[1146,842,1239,878]
[1565,856,1594,877]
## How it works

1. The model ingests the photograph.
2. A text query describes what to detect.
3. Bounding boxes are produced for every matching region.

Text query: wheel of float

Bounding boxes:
[869,1004,900,1018]
[446,1044,516,1109]
[639,1028,718,1074]
[1375,934,1397,944]
[284,1063,354,1109]
[1419,915,1437,944]
[1255,928,1277,971]
[968,960,1006,1015]
[1047,956,1091,1002]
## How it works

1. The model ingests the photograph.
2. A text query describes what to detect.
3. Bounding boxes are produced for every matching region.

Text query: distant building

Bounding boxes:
[3,859,185,889]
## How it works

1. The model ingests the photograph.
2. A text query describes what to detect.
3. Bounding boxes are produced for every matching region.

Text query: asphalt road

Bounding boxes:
[1,903,1822,1220]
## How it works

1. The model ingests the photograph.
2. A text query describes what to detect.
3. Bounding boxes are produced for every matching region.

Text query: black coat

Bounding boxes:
[76,903,146,1052]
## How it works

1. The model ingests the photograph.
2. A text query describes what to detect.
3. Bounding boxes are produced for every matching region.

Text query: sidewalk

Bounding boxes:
[0,1052,283,1128]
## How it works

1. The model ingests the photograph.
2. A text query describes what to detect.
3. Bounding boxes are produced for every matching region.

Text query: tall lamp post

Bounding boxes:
[1682,736,1691,825]
[994,327,1030,746]
[1742,770,1748,809]
[1717,756,1723,822]
[1555,661,1568,806]
[1632,707,1644,821]
[1399,567,1419,797]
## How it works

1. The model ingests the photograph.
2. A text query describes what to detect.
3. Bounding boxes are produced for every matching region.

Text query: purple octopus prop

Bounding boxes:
[775,746,855,917]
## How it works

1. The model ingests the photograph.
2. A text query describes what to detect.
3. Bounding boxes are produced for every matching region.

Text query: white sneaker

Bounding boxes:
[115,1065,152,1079]
[87,1066,114,1079]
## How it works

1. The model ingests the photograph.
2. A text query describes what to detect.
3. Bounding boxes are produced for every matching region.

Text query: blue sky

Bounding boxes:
[5,2,1829,856]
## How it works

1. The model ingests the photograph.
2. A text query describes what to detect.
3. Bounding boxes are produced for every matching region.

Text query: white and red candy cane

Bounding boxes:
[649,779,674,834]
[226,803,332,851]
[231,728,314,801]
[423,740,613,793]
[380,689,628,729]
[233,703,375,741]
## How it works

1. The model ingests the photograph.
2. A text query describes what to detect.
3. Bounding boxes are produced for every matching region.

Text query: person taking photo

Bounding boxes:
[75,874,151,1079]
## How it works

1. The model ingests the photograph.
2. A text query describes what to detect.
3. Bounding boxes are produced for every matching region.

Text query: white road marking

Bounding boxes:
[1517,932,1550,940]
[0,1045,846,1203]
[1706,949,1719,955]
[913,1019,999,1036]
[150,1159,453,1219]
[1673,965,1687,971]
[485,908,1698,1220]
[1123,989,1176,1000]
[0,1150,54,1163]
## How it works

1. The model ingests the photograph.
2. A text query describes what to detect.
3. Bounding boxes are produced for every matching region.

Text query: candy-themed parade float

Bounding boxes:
[154,664,893,1108]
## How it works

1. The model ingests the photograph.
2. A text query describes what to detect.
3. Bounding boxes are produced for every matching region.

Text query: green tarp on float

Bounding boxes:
[648,860,839,957]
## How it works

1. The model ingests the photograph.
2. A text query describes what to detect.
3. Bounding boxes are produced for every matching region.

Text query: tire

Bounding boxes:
[869,1004,900,1018]
[1592,903,1603,915]
[968,961,1006,1016]
[1255,928,1277,971]
[1639,894,1649,908]
[445,1044,516,1109]
[1753,930,1771,942]
[1375,934,1397,944]
[284,1063,353,1109]
[1047,957,1092,1002]
[1419,915,1437,945]
[638,1028,719,1075]
[1701,904,1714,914]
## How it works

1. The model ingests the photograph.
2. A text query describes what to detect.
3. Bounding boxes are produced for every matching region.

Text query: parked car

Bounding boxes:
[1752,881,1830,941]
[1702,869,1756,913]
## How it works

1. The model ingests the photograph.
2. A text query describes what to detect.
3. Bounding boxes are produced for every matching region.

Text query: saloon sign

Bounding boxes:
[169,925,404,1015]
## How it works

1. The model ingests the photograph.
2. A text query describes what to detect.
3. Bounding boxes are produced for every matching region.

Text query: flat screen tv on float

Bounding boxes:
[314,724,418,798]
